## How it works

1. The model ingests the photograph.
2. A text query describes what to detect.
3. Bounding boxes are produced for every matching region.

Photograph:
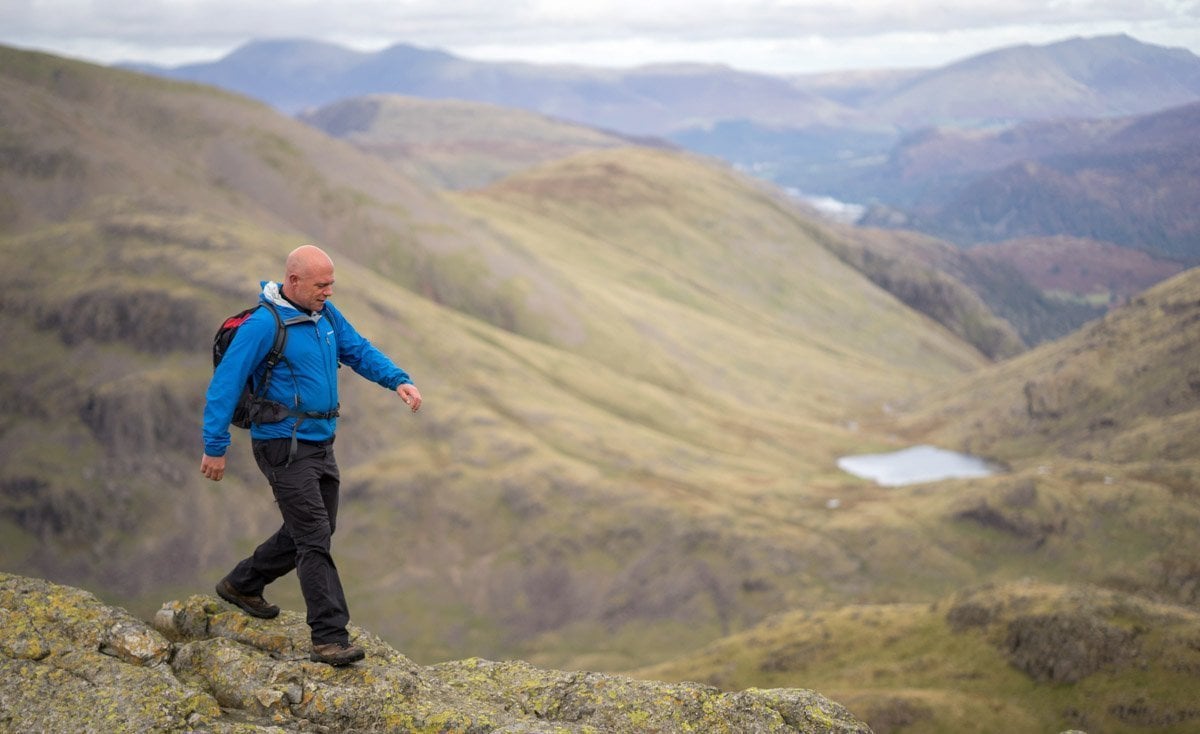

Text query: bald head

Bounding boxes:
[286,245,334,279]
[282,245,336,312]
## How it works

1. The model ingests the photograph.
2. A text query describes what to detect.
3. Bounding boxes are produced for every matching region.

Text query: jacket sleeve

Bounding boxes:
[202,311,274,457]
[326,302,412,390]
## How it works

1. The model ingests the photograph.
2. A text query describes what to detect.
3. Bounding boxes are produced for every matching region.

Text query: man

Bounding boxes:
[201,244,421,666]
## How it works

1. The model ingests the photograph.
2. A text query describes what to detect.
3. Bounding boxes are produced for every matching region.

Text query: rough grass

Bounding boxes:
[301,95,632,190]
[634,581,1200,734]
[896,267,1200,466]
[0,162,987,671]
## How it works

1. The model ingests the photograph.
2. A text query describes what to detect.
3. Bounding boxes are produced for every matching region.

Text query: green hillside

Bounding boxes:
[314,95,1027,360]
[815,224,1027,357]
[900,266,1200,469]
[892,267,1200,613]
[299,94,637,190]
[636,581,1200,733]
[0,45,988,669]
[635,267,1200,731]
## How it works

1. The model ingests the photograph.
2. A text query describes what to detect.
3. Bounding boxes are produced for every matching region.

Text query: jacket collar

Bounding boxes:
[261,281,323,324]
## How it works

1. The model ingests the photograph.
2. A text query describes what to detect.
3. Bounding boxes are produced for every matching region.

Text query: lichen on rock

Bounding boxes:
[0,573,221,732]
[1,573,871,732]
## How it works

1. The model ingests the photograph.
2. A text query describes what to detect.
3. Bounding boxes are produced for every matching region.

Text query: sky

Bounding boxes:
[2,0,1198,75]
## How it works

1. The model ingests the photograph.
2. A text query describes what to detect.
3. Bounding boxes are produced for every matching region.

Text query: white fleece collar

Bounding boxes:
[263,281,323,323]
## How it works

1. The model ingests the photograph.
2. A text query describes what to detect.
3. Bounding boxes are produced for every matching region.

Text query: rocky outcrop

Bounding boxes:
[944,582,1163,686]
[0,573,871,733]
[1004,612,1137,684]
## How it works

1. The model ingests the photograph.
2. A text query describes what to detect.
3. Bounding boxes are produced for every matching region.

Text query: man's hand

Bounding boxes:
[201,454,226,482]
[397,383,422,412]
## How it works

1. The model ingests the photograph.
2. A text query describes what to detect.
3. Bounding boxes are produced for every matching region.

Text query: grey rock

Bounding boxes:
[1,572,872,733]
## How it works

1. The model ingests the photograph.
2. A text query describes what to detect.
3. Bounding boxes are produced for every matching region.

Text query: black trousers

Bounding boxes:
[226,437,349,645]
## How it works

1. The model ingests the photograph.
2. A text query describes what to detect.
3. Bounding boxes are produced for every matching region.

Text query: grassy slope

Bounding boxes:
[635,581,1200,733]
[332,148,994,667]
[826,222,1128,348]
[0,46,541,604]
[890,267,1200,611]
[638,269,1200,732]
[898,267,1200,467]
[0,46,991,670]
[815,223,1027,358]
[299,95,636,190]
[454,148,985,415]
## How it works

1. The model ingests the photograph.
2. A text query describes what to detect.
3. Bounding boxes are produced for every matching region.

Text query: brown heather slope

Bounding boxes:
[628,271,1200,733]
[315,95,1029,361]
[629,268,1200,732]
[0,46,565,335]
[813,223,1026,359]
[635,581,1200,734]
[0,45,994,671]
[825,224,1118,347]
[967,235,1187,304]
[916,101,1200,261]
[898,266,1200,466]
[299,94,639,190]
[877,267,1200,611]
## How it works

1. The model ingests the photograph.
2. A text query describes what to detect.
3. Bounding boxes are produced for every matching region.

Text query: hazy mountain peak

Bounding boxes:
[870,33,1200,126]
[208,37,369,72]
[373,40,459,63]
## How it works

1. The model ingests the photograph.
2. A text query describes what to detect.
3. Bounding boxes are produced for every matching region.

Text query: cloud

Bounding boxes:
[1,0,1197,71]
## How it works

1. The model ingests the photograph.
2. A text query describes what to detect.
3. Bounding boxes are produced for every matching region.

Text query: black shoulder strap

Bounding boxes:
[254,301,288,398]
[262,301,287,364]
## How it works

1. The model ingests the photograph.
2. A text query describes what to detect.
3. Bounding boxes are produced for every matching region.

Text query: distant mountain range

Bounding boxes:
[126,34,1200,270]
[124,34,1200,134]
[837,33,1200,126]
[122,39,852,134]
[858,101,1200,261]
[290,83,1193,345]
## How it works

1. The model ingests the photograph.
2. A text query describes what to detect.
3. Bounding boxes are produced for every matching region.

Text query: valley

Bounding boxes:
[2,40,1199,733]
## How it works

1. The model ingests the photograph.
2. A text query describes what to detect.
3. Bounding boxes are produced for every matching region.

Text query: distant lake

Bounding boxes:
[837,445,999,486]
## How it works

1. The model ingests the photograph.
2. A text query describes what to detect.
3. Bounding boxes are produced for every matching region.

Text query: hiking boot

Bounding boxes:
[310,641,366,666]
[215,578,280,619]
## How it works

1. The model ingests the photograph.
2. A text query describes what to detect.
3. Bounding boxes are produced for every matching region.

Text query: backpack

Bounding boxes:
[212,300,287,429]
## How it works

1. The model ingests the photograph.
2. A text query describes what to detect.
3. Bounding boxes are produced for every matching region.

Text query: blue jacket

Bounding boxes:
[203,281,412,457]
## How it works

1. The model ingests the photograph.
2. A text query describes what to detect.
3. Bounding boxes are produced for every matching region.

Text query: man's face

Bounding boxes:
[289,263,335,312]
